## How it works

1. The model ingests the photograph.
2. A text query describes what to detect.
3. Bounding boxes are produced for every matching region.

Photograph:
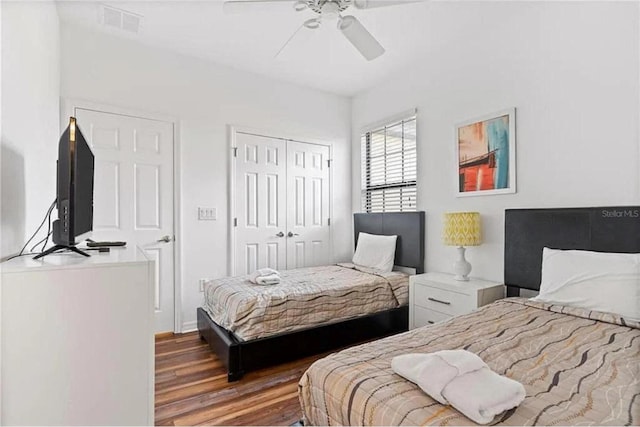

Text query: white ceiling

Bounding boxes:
[56,0,432,97]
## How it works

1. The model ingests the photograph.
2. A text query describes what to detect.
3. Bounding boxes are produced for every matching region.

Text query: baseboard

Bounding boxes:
[155,331,174,339]
[182,320,197,333]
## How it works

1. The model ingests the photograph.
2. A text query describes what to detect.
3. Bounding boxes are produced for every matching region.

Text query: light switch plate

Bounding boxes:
[198,207,217,221]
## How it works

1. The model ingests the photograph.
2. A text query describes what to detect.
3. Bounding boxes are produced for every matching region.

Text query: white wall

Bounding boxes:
[1,1,61,259]
[1,6,59,411]
[59,24,352,331]
[352,1,640,283]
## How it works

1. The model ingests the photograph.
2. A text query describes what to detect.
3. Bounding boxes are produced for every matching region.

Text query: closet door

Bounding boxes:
[235,133,287,275]
[286,141,331,269]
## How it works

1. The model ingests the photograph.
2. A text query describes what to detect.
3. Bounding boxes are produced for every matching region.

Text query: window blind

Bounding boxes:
[361,115,417,213]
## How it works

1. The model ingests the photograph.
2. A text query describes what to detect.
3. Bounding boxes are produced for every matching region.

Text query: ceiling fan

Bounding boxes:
[222,0,421,61]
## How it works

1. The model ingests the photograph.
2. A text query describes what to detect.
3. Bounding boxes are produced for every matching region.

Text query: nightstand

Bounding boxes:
[409,272,504,329]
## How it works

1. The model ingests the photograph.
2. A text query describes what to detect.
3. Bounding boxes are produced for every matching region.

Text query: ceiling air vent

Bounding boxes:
[100,4,142,34]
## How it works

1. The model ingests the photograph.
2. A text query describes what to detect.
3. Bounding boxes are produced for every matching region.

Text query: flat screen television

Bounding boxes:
[34,117,95,259]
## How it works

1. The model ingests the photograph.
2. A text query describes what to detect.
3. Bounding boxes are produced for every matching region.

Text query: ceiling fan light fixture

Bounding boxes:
[353,0,368,9]
[304,18,321,29]
[321,1,341,21]
[293,1,308,12]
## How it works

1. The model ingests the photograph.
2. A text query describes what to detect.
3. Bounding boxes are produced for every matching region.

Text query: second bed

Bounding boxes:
[198,211,425,381]
[203,263,409,342]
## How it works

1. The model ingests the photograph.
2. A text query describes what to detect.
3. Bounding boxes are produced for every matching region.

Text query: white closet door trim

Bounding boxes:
[61,98,183,334]
[228,124,334,276]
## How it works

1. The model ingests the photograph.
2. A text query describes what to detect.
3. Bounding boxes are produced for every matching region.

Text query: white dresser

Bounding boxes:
[409,272,504,329]
[0,246,155,425]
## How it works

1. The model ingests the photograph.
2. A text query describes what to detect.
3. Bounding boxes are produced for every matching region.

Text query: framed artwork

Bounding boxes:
[455,108,516,197]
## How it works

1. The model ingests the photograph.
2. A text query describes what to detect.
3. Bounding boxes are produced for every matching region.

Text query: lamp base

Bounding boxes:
[452,246,472,281]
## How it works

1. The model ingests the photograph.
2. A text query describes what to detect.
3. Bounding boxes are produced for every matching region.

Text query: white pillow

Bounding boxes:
[352,232,398,273]
[532,247,640,321]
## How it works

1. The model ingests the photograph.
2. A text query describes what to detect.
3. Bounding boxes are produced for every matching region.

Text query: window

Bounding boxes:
[361,114,417,213]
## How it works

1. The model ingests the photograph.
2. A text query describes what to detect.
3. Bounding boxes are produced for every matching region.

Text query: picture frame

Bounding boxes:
[455,108,516,197]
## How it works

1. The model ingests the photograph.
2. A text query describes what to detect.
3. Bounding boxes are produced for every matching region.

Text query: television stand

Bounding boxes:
[33,245,90,260]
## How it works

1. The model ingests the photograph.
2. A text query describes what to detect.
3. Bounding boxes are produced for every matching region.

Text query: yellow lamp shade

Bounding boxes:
[443,212,481,246]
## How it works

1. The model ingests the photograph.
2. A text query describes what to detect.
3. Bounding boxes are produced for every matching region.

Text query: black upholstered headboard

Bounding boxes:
[504,206,640,296]
[354,212,425,274]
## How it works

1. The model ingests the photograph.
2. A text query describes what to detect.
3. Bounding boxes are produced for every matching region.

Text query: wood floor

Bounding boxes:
[155,332,327,426]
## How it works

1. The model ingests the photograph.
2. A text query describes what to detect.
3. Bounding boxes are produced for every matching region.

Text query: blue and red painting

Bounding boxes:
[457,114,511,194]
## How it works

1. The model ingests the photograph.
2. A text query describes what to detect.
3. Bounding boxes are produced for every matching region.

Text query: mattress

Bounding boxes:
[299,298,640,426]
[202,263,409,341]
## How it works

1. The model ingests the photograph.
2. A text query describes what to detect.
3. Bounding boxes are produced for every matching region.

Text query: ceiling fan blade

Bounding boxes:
[223,0,294,14]
[274,22,307,58]
[353,0,425,10]
[338,15,385,61]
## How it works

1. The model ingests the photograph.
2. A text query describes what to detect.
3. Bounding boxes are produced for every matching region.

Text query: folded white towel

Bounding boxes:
[249,268,281,285]
[391,350,525,425]
[392,350,485,404]
[255,274,280,285]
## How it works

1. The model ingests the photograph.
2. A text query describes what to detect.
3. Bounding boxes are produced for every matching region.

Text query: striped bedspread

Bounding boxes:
[299,298,640,426]
[203,263,408,341]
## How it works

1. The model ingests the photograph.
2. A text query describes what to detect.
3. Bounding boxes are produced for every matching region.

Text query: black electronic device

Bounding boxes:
[86,240,127,248]
[34,117,95,260]
[85,247,111,253]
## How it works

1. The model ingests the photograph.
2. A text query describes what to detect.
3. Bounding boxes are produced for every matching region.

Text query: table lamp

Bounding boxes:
[442,212,481,281]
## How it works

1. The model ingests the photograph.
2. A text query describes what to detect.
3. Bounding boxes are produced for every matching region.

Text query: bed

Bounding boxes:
[197,211,425,381]
[299,206,640,426]
[202,263,410,342]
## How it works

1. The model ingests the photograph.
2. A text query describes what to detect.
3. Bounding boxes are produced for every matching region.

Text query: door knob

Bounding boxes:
[157,235,173,243]
[276,232,285,238]
[287,231,299,237]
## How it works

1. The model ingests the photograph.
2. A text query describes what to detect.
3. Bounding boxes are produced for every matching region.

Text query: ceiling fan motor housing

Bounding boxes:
[306,0,351,14]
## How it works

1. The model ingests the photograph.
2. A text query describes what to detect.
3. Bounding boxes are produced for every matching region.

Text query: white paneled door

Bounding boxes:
[234,132,330,275]
[235,133,288,274]
[286,141,331,268]
[74,108,175,333]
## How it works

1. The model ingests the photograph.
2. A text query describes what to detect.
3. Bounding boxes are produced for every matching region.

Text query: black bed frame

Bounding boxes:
[504,206,640,296]
[198,211,425,381]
